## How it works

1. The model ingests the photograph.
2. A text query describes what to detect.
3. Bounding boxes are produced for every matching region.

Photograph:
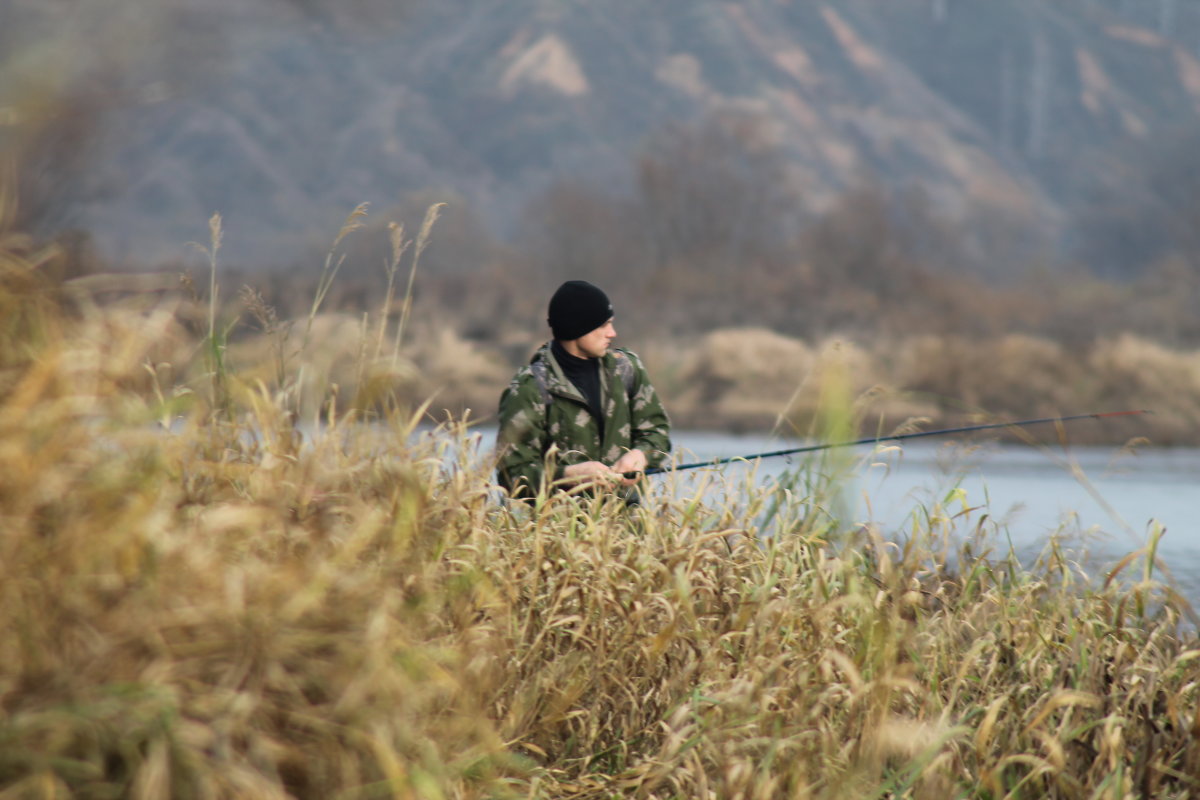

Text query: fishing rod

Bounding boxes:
[631,409,1151,478]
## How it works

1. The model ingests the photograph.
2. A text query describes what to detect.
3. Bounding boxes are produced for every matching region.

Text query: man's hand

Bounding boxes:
[612,449,648,486]
[563,460,617,487]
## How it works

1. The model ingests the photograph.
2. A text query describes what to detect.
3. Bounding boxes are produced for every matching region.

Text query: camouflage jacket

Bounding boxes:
[495,342,672,498]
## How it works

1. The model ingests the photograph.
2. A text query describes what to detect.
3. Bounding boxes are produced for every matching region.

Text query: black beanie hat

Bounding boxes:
[547,280,613,341]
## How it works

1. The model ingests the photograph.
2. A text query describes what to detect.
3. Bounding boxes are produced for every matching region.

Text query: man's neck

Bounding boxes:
[550,340,604,430]
[556,339,593,360]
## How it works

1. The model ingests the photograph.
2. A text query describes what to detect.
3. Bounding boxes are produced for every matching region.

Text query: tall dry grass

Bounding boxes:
[3,206,1200,798]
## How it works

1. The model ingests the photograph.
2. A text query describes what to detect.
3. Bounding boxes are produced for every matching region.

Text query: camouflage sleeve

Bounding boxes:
[495,371,551,498]
[624,350,672,469]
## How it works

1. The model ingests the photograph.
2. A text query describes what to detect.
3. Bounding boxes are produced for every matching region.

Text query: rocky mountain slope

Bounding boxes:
[8,0,1200,270]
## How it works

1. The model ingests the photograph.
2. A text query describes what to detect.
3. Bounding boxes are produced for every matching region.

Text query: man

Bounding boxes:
[496,280,671,500]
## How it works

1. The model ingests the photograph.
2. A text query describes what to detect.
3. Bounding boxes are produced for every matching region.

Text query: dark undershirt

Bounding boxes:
[551,340,604,441]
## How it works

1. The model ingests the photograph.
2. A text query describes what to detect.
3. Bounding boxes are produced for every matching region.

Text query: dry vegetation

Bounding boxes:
[117,261,1200,448]
[4,199,1200,799]
[653,328,1200,444]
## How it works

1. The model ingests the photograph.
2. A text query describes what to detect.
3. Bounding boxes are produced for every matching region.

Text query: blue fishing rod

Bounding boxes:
[633,409,1151,478]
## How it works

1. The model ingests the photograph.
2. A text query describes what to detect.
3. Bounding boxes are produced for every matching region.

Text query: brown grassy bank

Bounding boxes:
[44,297,1192,446]
[649,328,1198,445]
[210,317,1193,447]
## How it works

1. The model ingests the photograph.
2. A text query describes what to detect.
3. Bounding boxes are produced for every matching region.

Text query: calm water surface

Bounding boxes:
[663,431,1200,604]
[473,428,1200,605]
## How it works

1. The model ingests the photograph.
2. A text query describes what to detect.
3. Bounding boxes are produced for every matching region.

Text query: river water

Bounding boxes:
[667,432,1200,606]
[474,428,1200,607]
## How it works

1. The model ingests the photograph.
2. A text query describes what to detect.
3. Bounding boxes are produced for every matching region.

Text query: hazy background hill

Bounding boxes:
[9,0,1200,280]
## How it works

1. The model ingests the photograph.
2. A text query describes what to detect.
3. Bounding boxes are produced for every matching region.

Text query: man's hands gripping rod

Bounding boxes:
[563,449,647,488]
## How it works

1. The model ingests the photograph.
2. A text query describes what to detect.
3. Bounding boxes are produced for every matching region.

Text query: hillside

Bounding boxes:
[6,0,1200,271]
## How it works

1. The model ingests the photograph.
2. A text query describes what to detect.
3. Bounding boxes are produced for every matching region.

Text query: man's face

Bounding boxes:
[574,318,617,358]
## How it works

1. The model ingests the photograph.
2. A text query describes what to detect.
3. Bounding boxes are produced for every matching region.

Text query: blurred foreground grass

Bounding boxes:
[2,211,1200,799]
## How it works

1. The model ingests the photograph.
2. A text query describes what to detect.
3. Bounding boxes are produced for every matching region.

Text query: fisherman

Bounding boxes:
[495,280,671,501]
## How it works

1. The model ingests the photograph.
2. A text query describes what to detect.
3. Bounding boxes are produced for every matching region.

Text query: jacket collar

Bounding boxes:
[533,341,613,402]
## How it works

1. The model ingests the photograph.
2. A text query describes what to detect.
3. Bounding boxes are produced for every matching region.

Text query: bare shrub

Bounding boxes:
[669,329,890,434]
[225,313,509,421]
[399,322,512,418]
[671,327,815,430]
[1087,334,1200,443]
[890,333,1083,417]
